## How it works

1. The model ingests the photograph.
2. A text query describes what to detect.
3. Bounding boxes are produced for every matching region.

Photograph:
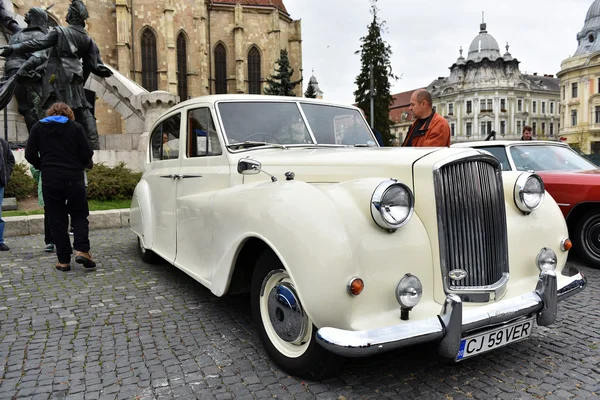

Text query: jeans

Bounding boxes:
[0,185,4,244]
[42,177,90,263]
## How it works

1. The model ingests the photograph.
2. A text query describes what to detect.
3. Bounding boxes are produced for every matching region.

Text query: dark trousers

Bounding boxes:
[43,206,54,245]
[42,177,90,264]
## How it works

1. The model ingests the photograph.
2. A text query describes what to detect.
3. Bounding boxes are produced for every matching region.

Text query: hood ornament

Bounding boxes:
[449,269,468,281]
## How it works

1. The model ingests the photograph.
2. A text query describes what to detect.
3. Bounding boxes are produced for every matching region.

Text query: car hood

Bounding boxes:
[235,146,481,185]
[536,169,600,184]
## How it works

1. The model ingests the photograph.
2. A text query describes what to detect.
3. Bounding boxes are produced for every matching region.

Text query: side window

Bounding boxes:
[149,114,181,161]
[187,108,222,157]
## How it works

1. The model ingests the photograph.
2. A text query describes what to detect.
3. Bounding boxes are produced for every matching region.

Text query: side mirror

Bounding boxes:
[237,158,261,175]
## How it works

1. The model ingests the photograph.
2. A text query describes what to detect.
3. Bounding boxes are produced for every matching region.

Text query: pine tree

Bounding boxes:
[264,49,301,96]
[304,82,317,98]
[353,0,399,146]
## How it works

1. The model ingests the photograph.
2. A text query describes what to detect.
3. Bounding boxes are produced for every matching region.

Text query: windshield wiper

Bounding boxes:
[226,141,288,149]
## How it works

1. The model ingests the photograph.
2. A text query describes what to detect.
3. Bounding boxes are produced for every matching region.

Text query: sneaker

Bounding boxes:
[75,251,96,269]
[0,243,9,251]
[44,243,55,253]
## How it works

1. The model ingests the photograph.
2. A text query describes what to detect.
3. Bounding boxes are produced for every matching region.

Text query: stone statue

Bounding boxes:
[3,8,49,132]
[0,0,20,35]
[0,0,113,150]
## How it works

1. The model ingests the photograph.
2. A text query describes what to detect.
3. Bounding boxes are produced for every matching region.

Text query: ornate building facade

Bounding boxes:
[2,0,302,138]
[424,21,560,143]
[557,0,600,154]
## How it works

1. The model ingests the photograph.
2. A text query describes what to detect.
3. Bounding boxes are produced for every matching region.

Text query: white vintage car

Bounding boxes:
[130,95,586,379]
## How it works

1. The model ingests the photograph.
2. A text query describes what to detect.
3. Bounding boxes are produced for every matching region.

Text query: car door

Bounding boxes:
[174,105,231,286]
[145,112,182,263]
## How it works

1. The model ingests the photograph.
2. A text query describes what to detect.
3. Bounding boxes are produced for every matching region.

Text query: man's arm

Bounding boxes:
[1,29,58,57]
[24,127,41,170]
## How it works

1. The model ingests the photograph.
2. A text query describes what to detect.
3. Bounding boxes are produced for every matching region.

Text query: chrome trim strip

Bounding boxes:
[316,269,586,358]
[557,203,571,207]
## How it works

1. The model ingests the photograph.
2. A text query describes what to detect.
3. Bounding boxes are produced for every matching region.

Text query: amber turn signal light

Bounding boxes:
[561,239,572,252]
[347,277,365,296]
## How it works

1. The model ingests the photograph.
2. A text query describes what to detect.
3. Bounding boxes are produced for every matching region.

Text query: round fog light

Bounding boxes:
[396,274,423,308]
[536,248,557,272]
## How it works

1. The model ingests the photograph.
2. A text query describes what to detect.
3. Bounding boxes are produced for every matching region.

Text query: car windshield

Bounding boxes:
[217,101,375,147]
[477,146,511,171]
[509,145,599,171]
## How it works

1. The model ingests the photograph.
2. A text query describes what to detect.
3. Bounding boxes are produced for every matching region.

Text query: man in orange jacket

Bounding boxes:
[402,89,450,147]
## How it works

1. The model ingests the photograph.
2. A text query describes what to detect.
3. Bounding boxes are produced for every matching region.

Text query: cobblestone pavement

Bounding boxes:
[0,228,598,400]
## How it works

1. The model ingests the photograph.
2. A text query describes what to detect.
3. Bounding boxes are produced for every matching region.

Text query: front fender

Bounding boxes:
[210,178,435,331]
[130,179,154,249]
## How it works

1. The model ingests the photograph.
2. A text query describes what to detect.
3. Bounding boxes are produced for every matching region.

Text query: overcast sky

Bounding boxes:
[285,0,594,104]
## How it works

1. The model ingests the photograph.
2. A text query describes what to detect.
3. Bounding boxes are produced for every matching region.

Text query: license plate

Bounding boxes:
[456,317,534,361]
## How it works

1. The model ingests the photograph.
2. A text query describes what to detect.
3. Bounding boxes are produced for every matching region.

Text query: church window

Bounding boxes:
[466,122,472,137]
[572,82,578,98]
[550,123,554,136]
[448,103,454,115]
[517,120,522,134]
[517,99,523,112]
[532,122,537,135]
[141,28,158,91]
[541,122,546,135]
[500,121,506,135]
[595,106,600,124]
[466,101,472,113]
[480,99,485,110]
[572,110,578,126]
[542,102,546,114]
[500,99,506,111]
[248,46,262,94]
[533,101,537,114]
[177,33,188,100]
[487,99,492,111]
[550,102,554,114]
[215,43,227,94]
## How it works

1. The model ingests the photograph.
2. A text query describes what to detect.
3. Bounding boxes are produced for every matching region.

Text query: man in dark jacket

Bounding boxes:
[0,137,15,251]
[25,102,95,271]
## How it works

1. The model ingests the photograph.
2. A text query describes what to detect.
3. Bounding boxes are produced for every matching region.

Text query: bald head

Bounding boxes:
[409,89,433,119]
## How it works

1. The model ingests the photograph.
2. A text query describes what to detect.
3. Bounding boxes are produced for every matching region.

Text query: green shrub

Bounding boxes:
[5,163,37,200]
[86,162,142,201]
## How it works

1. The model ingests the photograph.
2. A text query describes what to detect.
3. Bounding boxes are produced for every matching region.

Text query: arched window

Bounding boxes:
[177,32,188,100]
[214,43,227,94]
[141,28,158,91]
[248,46,261,94]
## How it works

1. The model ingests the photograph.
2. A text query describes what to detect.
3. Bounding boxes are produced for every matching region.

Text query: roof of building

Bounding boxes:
[390,89,421,108]
[523,74,560,91]
[389,88,423,125]
[582,0,600,34]
[467,22,502,62]
[212,0,288,14]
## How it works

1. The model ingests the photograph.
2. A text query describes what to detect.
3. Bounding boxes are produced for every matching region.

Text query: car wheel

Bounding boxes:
[137,237,160,264]
[574,210,600,267]
[251,250,344,379]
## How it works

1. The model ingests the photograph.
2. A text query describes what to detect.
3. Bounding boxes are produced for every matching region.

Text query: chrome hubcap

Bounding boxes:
[267,282,308,345]
[584,215,600,258]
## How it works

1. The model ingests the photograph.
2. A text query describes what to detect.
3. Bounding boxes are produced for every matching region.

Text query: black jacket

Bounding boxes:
[0,137,15,187]
[25,118,93,181]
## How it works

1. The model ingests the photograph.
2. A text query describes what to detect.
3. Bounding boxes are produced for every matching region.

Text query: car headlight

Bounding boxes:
[536,248,557,272]
[371,179,414,231]
[514,173,545,213]
[396,274,423,308]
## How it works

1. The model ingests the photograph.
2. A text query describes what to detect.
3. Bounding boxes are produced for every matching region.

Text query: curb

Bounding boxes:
[3,209,130,237]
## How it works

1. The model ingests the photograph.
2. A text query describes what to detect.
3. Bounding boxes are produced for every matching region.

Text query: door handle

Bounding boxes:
[159,174,176,179]
[178,175,203,179]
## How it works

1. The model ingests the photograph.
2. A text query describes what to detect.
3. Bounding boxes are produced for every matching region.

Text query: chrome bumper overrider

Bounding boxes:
[316,268,586,358]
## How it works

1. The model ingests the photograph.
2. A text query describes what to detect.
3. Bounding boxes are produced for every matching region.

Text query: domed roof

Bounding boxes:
[582,0,600,32]
[467,22,502,62]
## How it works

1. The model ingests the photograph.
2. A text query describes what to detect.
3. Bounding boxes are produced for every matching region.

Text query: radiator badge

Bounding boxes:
[449,269,468,281]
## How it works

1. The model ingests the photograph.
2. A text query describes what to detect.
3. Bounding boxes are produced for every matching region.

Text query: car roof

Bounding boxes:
[163,94,362,114]
[452,140,568,148]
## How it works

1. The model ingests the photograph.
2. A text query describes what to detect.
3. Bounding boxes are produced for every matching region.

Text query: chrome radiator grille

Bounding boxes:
[434,155,509,296]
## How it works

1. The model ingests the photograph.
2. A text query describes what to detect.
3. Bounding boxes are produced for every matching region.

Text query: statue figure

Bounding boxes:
[0,0,112,150]
[0,0,20,35]
[3,8,49,132]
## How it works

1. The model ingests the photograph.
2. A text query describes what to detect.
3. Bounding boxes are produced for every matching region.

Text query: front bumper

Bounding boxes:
[316,268,586,358]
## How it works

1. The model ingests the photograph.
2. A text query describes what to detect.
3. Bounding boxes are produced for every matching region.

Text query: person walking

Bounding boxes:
[402,89,451,147]
[30,165,54,252]
[0,137,15,251]
[25,102,95,271]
